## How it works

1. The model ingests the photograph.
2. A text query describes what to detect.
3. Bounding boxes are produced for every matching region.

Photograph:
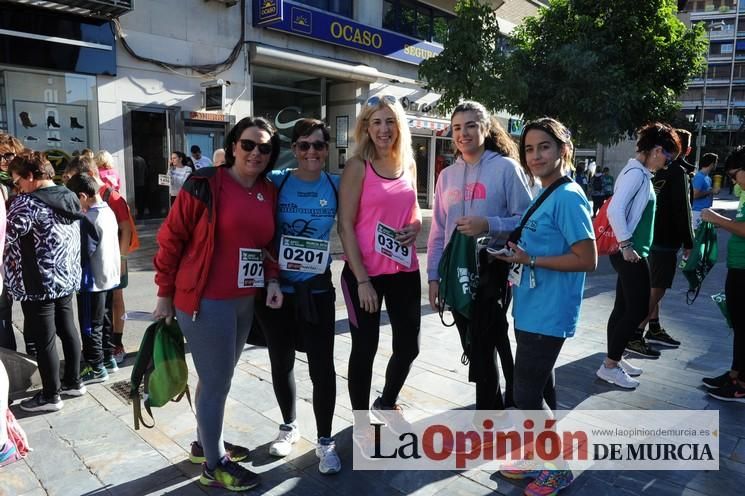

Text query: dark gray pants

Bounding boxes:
[513,330,565,411]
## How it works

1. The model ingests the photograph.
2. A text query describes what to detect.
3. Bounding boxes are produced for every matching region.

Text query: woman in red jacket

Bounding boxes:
[153,117,283,492]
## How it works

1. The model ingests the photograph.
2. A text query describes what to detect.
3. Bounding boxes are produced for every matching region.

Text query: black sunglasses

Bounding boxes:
[366,95,397,106]
[1,152,15,162]
[238,139,273,155]
[295,141,327,151]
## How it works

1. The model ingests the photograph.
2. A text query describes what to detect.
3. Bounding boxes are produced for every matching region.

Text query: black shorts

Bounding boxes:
[649,250,678,289]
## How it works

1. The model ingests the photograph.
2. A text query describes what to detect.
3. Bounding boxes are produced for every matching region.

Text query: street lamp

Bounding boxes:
[695,20,727,167]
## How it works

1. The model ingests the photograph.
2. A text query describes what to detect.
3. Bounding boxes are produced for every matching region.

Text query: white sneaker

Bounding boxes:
[269,423,299,457]
[596,364,639,389]
[619,358,643,377]
[316,438,341,474]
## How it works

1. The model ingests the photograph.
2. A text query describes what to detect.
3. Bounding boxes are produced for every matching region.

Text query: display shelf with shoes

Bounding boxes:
[70,117,84,129]
[18,111,36,128]
[46,115,61,128]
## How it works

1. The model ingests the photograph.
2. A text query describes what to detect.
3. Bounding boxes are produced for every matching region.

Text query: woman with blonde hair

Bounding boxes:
[338,95,421,429]
[95,150,121,191]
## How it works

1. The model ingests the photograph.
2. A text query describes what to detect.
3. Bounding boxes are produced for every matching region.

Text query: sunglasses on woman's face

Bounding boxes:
[1,152,15,162]
[295,141,327,152]
[238,139,273,155]
[366,95,397,106]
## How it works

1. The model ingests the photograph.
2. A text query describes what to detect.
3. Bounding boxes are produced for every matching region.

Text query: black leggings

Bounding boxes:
[453,309,514,410]
[254,290,337,438]
[341,264,421,410]
[725,268,745,378]
[20,294,81,398]
[607,253,651,361]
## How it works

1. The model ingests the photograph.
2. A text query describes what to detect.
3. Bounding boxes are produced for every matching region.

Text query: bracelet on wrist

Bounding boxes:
[529,256,537,269]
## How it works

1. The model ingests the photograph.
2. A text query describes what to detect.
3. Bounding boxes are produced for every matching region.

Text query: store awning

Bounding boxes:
[249,44,421,85]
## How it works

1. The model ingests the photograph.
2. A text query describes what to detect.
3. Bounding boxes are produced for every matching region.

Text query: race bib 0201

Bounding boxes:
[238,248,264,288]
[279,235,330,274]
[374,221,412,268]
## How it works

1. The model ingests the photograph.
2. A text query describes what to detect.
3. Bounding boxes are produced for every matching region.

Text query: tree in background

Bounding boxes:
[418,0,505,111]
[420,0,707,145]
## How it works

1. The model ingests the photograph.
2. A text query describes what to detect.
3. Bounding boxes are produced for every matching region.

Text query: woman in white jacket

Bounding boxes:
[597,123,680,389]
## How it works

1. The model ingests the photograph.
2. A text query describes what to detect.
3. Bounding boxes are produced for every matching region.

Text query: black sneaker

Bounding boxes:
[708,380,745,403]
[60,381,87,397]
[624,339,661,358]
[702,371,735,390]
[645,328,681,348]
[199,459,260,491]
[20,392,63,412]
[189,441,250,464]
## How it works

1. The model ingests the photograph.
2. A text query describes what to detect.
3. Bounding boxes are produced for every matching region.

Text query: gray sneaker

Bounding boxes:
[316,437,341,474]
[596,364,640,389]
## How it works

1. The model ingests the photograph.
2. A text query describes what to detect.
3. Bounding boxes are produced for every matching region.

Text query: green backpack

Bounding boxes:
[130,319,191,430]
[437,229,479,325]
[682,221,718,304]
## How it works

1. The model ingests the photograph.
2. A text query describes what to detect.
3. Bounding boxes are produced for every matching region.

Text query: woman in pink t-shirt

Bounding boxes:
[338,95,422,434]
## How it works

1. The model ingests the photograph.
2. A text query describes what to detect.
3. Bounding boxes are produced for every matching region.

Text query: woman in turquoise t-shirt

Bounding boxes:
[253,119,342,474]
[700,148,745,403]
[495,118,596,495]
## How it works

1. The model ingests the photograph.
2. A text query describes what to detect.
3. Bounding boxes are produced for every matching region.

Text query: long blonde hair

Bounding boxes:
[94,150,115,170]
[351,96,414,167]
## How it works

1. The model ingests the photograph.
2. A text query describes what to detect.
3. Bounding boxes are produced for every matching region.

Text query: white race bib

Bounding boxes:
[508,262,523,287]
[374,222,412,268]
[238,248,264,288]
[279,235,330,275]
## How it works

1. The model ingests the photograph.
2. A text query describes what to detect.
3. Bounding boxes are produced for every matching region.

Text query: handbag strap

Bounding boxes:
[509,176,571,244]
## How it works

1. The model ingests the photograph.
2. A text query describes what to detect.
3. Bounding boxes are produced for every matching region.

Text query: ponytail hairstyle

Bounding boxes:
[450,101,518,160]
[518,117,574,187]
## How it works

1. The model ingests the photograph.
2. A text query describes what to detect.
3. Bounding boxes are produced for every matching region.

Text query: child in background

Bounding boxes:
[66,174,121,384]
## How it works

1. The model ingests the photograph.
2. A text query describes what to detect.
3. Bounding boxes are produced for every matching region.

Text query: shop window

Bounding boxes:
[295,0,353,17]
[383,0,453,43]
[3,70,99,166]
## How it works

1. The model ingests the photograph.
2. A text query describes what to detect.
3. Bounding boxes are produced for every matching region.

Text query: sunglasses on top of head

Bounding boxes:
[238,139,273,155]
[366,95,398,107]
[295,141,328,151]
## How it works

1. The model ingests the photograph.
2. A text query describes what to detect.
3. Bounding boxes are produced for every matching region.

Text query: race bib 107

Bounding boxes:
[238,248,264,288]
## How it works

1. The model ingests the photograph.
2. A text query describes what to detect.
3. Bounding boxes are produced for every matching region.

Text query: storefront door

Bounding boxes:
[412,135,430,208]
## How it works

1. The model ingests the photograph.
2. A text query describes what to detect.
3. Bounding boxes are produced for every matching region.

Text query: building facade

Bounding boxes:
[0,0,543,217]
[678,0,745,161]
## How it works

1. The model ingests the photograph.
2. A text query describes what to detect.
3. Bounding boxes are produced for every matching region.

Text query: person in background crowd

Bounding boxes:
[0,133,24,352]
[602,166,615,203]
[95,150,121,192]
[590,167,606,217]
[597,123,680,389]
[254,119,341,474]
[338,95,421,436]
[691,152,719,231]
[700,148,745,403]
[66,173,121,385]
[191,145,213,170]
[7,151,85,412]
[496,117,596,496]
[63,157,132,366]
[169,151,193,206]
[634,128,695,353]
[133,155,147,219]
[153,117,283,492]
[213,148,226,167]
[427,100,531,411]
[574,162,589,197]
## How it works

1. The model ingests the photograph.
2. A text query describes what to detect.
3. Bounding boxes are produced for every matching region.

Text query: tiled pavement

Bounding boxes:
[2,201,744,496]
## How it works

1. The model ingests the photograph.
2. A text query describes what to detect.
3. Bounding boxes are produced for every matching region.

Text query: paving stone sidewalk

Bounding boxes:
[3,200,743,496]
